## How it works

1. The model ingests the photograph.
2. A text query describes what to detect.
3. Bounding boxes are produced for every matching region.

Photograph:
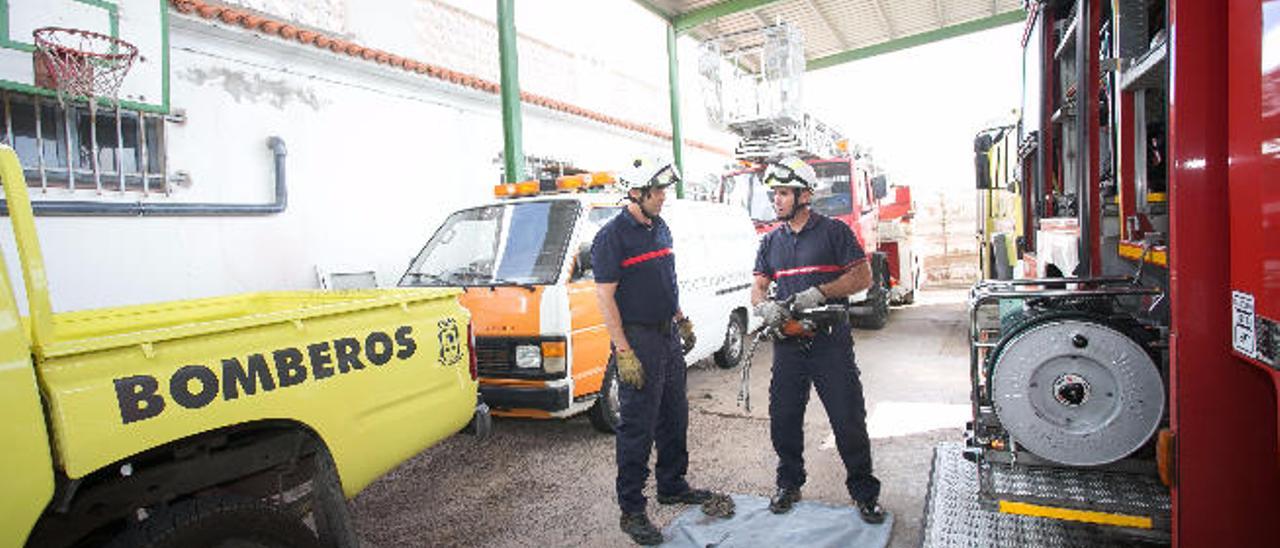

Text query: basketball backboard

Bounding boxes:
[1,0,167,111]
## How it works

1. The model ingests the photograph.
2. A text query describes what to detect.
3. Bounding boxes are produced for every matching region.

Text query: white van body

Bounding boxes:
[661,199,761,361]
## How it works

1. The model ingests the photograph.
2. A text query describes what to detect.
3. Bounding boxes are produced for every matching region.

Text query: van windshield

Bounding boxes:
[401,200,580,287]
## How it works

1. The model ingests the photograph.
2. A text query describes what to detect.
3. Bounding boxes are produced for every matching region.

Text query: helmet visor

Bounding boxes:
[648,164,681,188]
[764,164,807,188]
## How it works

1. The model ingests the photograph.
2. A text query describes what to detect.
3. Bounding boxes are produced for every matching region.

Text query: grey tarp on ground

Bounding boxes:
[661,494,893,547]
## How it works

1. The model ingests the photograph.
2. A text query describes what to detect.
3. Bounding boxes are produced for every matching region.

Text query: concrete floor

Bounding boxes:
[351,288,972,547]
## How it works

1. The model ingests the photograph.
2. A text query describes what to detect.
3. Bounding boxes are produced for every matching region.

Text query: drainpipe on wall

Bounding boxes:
[0,137,288,217]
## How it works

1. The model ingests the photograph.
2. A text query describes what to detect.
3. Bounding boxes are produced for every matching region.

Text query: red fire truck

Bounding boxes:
[719,144,917,328]
[925,1,1279,545]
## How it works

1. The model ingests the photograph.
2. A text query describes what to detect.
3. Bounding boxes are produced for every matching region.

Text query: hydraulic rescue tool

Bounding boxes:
[737,302,848,412]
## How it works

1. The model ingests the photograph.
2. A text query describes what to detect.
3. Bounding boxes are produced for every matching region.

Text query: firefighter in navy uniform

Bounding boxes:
[751,156,886,524]
[592,156,725,545]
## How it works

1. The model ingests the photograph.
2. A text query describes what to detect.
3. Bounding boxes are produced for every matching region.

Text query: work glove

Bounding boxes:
[792,286,827,311]
[615,348,644,389]
[753,300,787,329]
[676,317,696,354]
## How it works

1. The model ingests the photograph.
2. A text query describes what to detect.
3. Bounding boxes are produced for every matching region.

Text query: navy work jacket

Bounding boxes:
[754,212,867,301]
[592,208,680,325]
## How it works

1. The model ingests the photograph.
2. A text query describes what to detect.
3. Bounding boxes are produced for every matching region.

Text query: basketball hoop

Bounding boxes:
[33,26,138,106]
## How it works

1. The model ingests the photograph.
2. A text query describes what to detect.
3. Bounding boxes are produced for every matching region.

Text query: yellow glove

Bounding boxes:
[616,348,644,389]
[677,317,696,354]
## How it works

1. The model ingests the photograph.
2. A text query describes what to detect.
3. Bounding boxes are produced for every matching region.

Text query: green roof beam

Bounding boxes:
[673,0,786,34]
[666,24,684,198]
[807,10,1026,71]
[633,0,674,22]
[497,0,525,183]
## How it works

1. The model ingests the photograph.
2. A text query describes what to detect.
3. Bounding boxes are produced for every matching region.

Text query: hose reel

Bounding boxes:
[990,317,1164,466]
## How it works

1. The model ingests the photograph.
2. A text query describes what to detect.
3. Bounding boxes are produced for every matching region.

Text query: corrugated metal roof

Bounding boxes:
[637,0,1026,70]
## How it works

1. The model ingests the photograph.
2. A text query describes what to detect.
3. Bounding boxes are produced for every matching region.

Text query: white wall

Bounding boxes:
[0,3,729,312]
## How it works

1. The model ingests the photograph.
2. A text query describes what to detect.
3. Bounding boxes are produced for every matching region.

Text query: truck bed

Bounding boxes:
[38,288,459,358]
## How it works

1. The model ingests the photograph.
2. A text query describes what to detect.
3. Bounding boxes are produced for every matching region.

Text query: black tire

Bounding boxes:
[853,259,890,330]
[107,496,319,548]
[589,359,621,434]
[900,289,916,305]
[311,449,360,548]
[713,312,748,369]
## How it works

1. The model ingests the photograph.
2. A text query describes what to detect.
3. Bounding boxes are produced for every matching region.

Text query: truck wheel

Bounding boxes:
[589,360,621,434]
[900,289,916,305]
[311,449,360,548]
[854,260,890,330]
[108,496,319,548]
[713,312,747,369]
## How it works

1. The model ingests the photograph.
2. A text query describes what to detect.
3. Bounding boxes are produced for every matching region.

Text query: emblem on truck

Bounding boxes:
[113,326,418,424]
[438,317,463,366]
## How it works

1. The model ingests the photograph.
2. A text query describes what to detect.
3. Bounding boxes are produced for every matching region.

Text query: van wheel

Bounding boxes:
[589,360,621,434]
[713,312,747,369]
[107,496,319,548]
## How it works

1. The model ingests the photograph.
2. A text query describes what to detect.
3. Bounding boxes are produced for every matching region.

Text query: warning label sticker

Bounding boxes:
[1233,290,1256,359]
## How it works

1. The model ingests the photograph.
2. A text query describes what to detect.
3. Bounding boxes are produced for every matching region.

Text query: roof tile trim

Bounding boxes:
[169,0,729,156]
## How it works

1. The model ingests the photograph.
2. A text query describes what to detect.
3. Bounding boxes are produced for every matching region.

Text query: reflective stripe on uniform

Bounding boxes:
[773,264,843,279]
[622,247,673,268]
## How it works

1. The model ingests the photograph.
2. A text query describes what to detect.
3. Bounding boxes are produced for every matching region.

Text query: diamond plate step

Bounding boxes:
[922,442,1170,547]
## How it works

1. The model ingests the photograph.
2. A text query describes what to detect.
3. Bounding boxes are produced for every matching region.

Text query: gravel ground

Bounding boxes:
[351,288,971,547]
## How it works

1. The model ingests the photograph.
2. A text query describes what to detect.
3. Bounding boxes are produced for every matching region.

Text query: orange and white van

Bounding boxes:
[400,178,757,432]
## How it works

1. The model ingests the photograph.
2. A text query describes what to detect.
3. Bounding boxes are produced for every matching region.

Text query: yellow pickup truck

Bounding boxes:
[0,146,489,547]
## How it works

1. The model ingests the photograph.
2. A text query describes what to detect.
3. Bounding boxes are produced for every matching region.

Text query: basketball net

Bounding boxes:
[33,27,138,113]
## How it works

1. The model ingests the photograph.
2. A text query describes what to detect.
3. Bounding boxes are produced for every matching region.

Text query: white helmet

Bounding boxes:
[618,156,681,191]
[763,156,818,190]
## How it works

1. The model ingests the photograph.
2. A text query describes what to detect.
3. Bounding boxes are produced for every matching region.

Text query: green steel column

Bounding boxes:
[667,24,684,198]
[498,0,524,183]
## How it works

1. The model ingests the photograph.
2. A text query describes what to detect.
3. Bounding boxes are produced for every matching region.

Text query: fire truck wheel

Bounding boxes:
[713,312,747,369]
[589,360,621,433]
[854,260,890,330]
[106,496,319,548]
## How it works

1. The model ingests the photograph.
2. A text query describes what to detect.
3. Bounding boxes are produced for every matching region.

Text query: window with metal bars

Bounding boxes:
[1,91,167,194]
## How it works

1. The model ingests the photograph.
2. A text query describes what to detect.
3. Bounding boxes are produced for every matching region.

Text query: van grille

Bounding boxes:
[473,337,566,379]
[475,342,511,372]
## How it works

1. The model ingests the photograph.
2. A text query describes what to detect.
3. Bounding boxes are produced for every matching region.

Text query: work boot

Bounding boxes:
[856,498,886,524]
[657,487,714,505]
[768,487,802,514]
[619,511,663,546]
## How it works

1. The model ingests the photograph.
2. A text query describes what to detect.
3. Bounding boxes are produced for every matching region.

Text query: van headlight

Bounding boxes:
[515,345,542,369]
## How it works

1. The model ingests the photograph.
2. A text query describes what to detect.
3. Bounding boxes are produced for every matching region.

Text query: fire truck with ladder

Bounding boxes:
[701,23,919,329]
[922,1,1280,546]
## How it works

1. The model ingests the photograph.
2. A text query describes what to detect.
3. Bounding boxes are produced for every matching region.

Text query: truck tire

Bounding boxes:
[589,360,621,434]
[107,496,319,548]
[854,258,890,330]
[311,449,360,548]
[713,311,747,369]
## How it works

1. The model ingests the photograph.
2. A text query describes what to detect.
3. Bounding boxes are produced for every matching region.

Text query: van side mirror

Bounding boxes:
[573,244,593,279]
[871,174,888,201]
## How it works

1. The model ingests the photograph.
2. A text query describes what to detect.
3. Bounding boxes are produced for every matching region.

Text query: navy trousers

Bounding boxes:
[769,322,881,504]
[615,323,691,514]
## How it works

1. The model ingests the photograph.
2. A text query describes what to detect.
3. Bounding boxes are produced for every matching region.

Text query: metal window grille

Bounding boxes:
[0,91,167,195]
